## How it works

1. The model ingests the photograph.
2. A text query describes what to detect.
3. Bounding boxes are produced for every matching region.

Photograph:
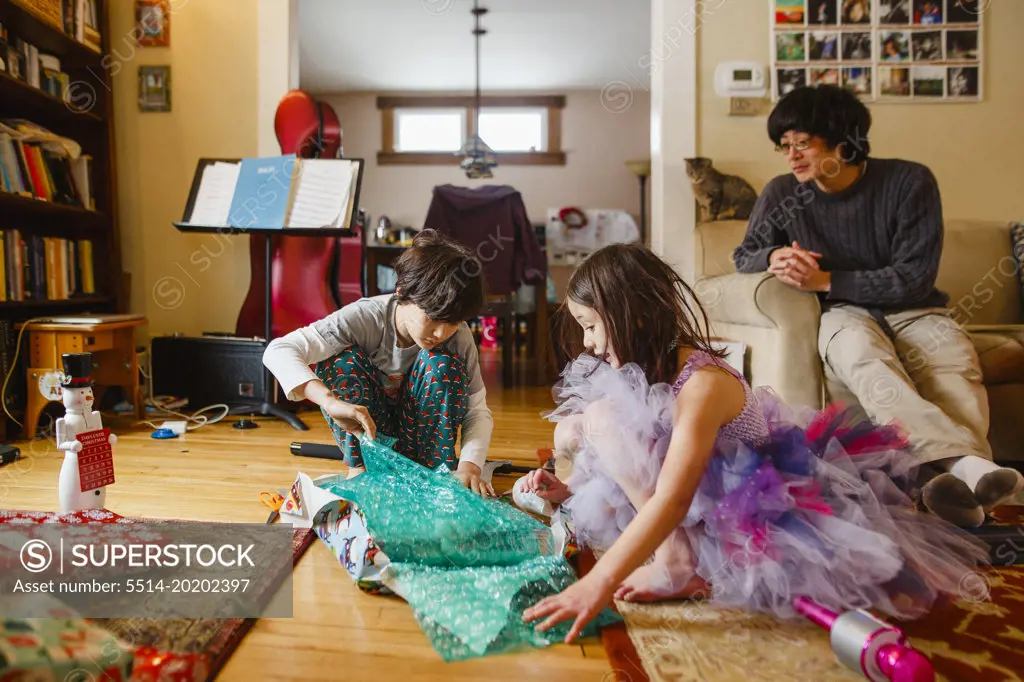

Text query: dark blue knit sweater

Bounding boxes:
[732,158,948,311]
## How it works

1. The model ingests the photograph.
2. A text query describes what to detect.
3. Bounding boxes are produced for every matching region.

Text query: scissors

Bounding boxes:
[259,490,286,524]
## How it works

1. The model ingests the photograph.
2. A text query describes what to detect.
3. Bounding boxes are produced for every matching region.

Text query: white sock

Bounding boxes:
[949,455,1019,493]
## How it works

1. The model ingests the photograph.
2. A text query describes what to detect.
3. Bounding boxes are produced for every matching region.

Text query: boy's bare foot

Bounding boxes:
[614,563,710,602]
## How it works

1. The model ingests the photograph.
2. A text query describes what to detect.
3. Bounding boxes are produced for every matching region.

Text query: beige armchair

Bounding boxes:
[695,219,1024,463]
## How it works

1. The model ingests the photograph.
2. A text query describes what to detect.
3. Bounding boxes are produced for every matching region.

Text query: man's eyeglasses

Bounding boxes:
[775,140,814,154]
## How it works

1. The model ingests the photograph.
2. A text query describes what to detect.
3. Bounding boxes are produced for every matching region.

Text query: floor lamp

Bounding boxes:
[626,159,651,246]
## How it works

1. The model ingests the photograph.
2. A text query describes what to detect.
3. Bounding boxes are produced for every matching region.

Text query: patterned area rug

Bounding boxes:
[532,450,1024,682]
[607,565,1024,682]
[0,509,315,681]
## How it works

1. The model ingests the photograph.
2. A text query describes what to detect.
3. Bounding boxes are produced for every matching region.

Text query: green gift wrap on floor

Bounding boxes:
[313,435,621,661]
[1,609,134,681]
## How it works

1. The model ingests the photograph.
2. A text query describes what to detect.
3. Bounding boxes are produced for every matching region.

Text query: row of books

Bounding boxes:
[0,130,93,208]
[64,0,102,52]
[0,22,71,98]
[17,0,102,53]
[1,230,96,302]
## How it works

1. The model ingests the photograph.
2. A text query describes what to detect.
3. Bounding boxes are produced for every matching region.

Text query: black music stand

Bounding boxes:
[173,157,365,431]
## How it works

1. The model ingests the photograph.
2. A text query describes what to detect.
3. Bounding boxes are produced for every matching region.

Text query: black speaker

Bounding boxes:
[151,335,266,408]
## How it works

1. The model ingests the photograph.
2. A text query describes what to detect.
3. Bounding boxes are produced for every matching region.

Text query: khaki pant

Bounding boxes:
[818,304,991,464]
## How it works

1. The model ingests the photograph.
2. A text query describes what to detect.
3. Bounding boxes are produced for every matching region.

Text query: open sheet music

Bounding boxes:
[183,157,361,230]
[188,161,241,226]
[286,159,358,228]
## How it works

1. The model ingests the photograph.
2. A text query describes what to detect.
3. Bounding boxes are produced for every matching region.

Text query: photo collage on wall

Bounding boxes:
[772,0,984,102]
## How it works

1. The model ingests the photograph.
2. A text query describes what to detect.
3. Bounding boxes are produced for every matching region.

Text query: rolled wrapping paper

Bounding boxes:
[793,596,935,682]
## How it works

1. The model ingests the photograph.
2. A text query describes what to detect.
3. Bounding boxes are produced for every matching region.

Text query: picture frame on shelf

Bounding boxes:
[136,0,170,47]
[138,65,170,112]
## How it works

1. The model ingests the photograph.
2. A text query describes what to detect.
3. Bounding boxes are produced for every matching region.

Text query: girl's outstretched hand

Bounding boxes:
[522,469,572,504]
[522,573,615,644]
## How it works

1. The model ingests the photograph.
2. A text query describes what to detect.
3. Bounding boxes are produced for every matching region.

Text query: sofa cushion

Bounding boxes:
[937,220,1020,325]
[972,333,1024,385]
[695,221,747,277]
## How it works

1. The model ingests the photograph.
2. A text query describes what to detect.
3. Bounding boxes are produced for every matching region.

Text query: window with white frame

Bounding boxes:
[378,96,565,166]
[478,108,547,152]
[393,108,466,152]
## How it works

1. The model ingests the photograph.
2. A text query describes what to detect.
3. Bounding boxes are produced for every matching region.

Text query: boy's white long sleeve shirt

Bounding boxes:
[262,295,493,468]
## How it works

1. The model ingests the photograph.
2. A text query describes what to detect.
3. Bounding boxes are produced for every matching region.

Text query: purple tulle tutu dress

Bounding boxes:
[547,350,990,620]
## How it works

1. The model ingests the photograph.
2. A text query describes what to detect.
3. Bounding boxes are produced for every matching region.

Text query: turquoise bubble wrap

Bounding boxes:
[319,435,621,661]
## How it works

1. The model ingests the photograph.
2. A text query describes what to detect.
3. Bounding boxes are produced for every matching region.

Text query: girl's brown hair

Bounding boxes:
[558,243,725,384]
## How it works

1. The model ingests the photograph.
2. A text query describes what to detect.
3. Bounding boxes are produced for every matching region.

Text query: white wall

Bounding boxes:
[650,0,698,282]
[113,0,259,336]
[257,0,300,157]
[697,1,1024,221]
[316,91,652,230]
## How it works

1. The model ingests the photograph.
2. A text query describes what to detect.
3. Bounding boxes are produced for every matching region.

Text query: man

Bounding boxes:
[732,85,1022,526]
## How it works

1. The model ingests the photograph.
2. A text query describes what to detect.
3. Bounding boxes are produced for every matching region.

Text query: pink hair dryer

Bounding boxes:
[793,596,934,682]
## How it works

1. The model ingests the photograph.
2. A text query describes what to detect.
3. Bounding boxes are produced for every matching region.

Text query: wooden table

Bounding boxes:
[20,317,147,439]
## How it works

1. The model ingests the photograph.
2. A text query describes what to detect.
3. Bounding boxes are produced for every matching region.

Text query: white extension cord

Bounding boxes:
[1,322,230,436]
[1,317,51,428]
[137,355,229,433]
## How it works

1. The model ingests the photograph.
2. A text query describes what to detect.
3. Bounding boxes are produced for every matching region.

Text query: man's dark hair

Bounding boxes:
[767,85,872,164]
[392,229,485,323]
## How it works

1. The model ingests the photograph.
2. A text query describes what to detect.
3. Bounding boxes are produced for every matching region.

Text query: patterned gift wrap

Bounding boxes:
[315,500,392,595]
[0,615,134,682]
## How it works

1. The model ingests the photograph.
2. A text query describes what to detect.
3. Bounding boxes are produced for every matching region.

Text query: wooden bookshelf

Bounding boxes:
[0,0,120,306]
[0,294,111,309]
[0,0,101,62]
[0,0,121,438]
[0,189,108,221]
[0,68,105,123]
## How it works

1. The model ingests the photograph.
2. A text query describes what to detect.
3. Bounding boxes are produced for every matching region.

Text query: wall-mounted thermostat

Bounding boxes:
[714,61,767,98]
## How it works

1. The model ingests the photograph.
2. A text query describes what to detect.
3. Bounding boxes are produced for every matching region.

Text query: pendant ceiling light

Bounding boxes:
[458,0,497,179]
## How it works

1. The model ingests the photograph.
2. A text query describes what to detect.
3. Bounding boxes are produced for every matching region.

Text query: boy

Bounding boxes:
[264,229,496,496]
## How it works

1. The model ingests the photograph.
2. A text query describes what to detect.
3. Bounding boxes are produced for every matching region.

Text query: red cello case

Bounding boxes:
[235,91,363,340]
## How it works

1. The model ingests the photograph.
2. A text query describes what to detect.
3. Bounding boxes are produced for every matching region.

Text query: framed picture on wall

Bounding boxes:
[769,0,985,103]
[138,65,171,112]
[136,0,170,47]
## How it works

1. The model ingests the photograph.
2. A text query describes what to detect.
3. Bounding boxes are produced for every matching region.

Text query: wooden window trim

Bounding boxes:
[378,95,565,109]
[378,95,565,166]
[377,151,566,166]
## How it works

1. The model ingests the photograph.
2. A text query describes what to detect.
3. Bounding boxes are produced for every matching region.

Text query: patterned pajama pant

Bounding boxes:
[313,346,469,470]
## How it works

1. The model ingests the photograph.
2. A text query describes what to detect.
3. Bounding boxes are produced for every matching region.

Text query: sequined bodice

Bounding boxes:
[671,350,770,446]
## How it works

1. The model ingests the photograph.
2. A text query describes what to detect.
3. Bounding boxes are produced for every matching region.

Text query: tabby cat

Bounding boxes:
[684,157,758,222]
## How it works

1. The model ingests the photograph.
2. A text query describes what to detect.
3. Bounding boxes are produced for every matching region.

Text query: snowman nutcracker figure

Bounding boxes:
[56,353,117,512]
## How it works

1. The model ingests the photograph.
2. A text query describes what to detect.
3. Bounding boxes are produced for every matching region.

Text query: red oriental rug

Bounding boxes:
[0,509,315,682]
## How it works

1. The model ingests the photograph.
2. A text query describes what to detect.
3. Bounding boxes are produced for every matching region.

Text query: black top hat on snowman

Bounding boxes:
[61,353,94,388]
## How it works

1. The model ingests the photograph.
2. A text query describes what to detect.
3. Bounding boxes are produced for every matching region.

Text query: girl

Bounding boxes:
[263,229,496,496]
[522,243,988,642]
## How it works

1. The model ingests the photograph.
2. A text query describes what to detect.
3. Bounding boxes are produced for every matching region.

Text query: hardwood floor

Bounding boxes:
[2,351,612,681]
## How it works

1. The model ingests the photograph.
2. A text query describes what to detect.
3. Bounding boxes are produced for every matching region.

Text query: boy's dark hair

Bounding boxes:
[392,229,485,323]
[557,243,725,385]
[767,85,872,164]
